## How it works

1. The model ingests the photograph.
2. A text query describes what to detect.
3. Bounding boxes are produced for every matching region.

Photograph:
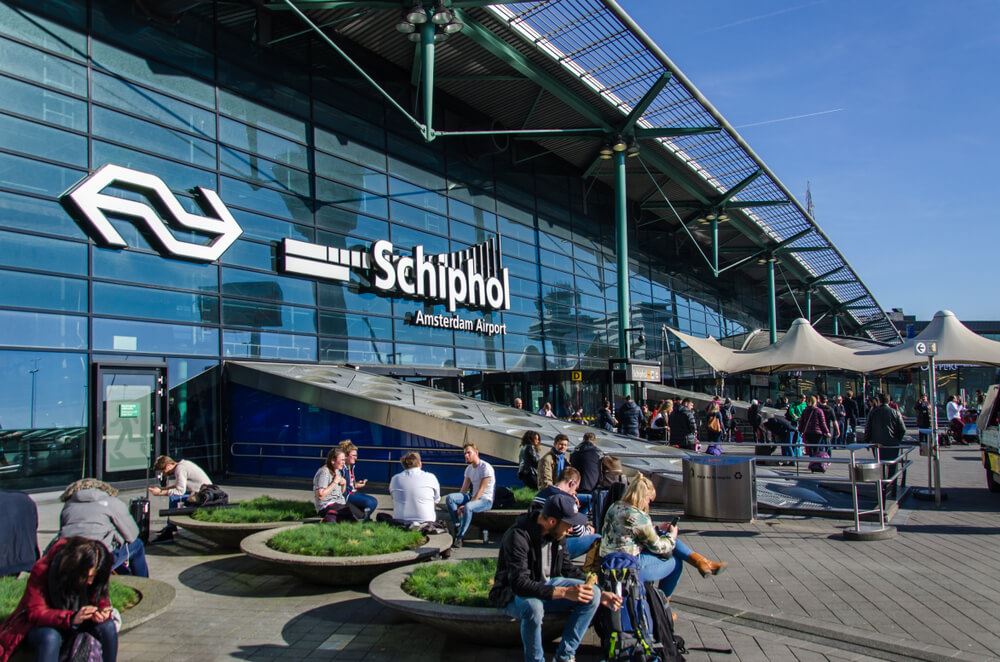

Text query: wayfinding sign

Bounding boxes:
[914,340,938,357]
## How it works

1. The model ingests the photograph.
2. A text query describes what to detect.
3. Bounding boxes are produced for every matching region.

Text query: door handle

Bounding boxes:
[156,424,165,433]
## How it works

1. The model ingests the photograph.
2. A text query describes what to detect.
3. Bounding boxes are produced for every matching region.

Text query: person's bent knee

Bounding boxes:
[517,598,545,624]
[30,627,62,648]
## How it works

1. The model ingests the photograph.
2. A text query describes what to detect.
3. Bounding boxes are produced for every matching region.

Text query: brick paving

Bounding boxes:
[28,445,1000,661]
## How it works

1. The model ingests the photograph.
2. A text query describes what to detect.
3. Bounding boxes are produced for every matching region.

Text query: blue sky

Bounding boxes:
[619,0,1000,321]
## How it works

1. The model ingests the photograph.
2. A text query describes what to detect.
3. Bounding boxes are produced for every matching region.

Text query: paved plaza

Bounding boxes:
[30,446,1000,661]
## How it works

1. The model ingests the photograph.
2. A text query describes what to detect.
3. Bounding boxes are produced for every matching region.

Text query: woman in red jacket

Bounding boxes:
[0,537,117,662]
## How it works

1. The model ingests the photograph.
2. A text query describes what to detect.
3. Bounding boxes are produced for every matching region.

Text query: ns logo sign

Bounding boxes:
[62,164,242,262]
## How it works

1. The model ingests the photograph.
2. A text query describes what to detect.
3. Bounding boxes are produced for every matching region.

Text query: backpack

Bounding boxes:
[594,552,657,661]
[190,484,229,507]
[645,582,687,662]
[592,473,629,536]
[493,486,515,509]
[65,632,103,662]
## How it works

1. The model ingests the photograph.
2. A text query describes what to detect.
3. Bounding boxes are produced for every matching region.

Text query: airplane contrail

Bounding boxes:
[735,108,844,129]
[697,1,827,35]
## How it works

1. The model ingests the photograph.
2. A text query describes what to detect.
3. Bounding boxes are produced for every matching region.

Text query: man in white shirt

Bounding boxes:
[148,455,213,542]
[389,451,441,525]
[444,443,495,548]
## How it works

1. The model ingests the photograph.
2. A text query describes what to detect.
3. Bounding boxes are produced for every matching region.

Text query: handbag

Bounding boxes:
[707,415,721,433]
[62,632,103,662]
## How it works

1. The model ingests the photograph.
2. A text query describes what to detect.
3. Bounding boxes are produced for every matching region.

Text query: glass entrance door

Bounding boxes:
[94,365,165,482]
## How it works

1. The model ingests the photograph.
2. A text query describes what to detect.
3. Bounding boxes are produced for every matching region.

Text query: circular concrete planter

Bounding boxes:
[240,524,452,586]
[172,515,299,550]
[369,562,566,645]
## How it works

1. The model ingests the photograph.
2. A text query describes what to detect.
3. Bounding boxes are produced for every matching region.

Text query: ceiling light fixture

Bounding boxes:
[405,1,427,24]
[431,1,453,25]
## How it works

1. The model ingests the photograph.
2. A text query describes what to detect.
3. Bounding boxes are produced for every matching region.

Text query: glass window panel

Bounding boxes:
[0,309,85,349]
[540,266,574,289]
[449,220,495,247]
[0,74,86,131]
[498,216,535,244]
[319,310,391,338]
[218,117,307,170]
[500,237,536,263]
[0,2,85,58]
[91,38,214,107]
[319,336,393,365]
[393,317,454,346]
[92,106,215,169]
[578,293,606,313]
[94,318,218,356]
[506,275,538,299]
[221,176,313,224]
[0,229,87,276]
[447,198,495,230]
[0,37,85,97]
[219,239,274,272]
[394,342,453,368]
[388,177,447,214]
[0,348,87,429]
[497,198,533,227]
[91,72,214,139]
[93,282,217,324]
[94,248,217,291]
[503,333,542,354]
[0,191,86,238]
[315,207,387,242]
[501,312,540,335]
[222,299,315,333]
[0,151,84,197]
[230,208,313,243]
[318,283,391,316]
[506,294,540,317]
[315,151,386,195]
[0,269,86,312]
[223,330,316,361]
[221,267,314,306]
[455,347,502,370]
[391,225,449,254]
[316,178,387,220]
[389,201,446,235]
[92,140,216,193]
[503,256,539,281]
[314,123,386,171]
[218,89,306,143]
[220,146,310,197]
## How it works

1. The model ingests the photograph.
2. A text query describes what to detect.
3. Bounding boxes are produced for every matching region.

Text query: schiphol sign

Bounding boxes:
[62,165,510,332]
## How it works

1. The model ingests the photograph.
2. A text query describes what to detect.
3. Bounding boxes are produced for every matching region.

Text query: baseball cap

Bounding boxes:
[541,492,588,528]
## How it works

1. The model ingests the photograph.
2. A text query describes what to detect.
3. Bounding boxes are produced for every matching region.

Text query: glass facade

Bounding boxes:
[0,0,765,490]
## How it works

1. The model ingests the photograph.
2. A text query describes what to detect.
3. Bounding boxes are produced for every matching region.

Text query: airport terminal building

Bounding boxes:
[0,0,900,491]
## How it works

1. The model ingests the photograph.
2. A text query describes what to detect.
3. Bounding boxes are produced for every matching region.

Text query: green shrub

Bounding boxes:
[266,522,425,557]
[0,577,139,620]
[403,558,497,607]
[191,496,315,523]
[512,486,537,507]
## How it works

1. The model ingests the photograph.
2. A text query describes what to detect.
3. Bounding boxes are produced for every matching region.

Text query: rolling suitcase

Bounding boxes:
[130,497,150,544]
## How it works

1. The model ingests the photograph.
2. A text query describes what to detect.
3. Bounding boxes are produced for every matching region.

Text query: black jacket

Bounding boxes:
[0,490,39,575]
[616,401,643,437]
[863,404,906,459]
[818,404,837,434]
[569,440,602,494]
[668,407,697,444]
[489,513,582,607]
[597,408,616,432]
[763,416,795,438]
[915,402,931,428]
[748,404,762,428]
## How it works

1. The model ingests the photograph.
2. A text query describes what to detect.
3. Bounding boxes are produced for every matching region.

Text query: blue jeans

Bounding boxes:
[27,620,118,662]
[780,431,801,457]
[576,492,592,515]
[348,492,378,520]
[112,539,149,577]
[564,533,600,559]
[444,492,492,539]
[638,550,684,597]
[504,577,602,662]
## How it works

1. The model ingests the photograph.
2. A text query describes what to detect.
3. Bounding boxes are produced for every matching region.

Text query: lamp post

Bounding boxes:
[29,358,39,429]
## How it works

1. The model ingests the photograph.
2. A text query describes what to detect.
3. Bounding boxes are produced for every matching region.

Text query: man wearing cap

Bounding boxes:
[489,492,621,662]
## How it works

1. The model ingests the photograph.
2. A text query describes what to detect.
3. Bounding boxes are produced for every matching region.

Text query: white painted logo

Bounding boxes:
[281,236,511,312]
[63,164,242,262]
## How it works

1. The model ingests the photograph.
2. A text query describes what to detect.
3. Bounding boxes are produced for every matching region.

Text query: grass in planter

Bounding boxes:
[266,522,425,557]
[403,558,497,608]
[190,496,315,523]
[512,486,537,507]
[0,577,139,620]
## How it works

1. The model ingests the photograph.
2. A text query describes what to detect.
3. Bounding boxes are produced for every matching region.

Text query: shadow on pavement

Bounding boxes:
[906,487,999,512]
[176,554,333,597]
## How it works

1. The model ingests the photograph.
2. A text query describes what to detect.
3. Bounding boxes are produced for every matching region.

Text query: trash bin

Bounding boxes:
[683,455,756,522]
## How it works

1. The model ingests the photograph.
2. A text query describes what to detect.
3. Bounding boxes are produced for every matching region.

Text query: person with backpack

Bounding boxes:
[668,399,697,449]
[569,432,602,495]
[529,468,599,559]
[537,434,570,490]
[517,431,542,490]
[600,475,726,598]
[488,492,622,662]
[0,537,118,662]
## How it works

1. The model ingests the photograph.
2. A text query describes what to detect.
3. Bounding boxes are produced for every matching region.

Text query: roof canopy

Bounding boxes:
[671,311,1000,375]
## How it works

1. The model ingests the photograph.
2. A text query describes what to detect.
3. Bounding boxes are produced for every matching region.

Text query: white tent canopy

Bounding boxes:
[669,311,1000,376]
[856,310,1000,373]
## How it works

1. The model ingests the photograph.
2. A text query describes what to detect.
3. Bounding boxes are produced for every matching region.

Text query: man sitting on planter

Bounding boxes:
[490,492,622,662]
[444,443,495,548]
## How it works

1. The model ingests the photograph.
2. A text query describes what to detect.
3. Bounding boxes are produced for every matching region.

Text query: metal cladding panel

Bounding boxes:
[225,361,687,470]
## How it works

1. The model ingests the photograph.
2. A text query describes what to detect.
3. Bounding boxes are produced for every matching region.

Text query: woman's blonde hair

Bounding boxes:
[807,395,817,407]
[620,474,656,513]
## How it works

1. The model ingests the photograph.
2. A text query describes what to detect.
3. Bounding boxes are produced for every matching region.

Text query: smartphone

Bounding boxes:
[669,516,680,527]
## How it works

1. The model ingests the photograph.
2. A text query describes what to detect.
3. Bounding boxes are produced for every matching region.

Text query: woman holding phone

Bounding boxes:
[600,475,726,596]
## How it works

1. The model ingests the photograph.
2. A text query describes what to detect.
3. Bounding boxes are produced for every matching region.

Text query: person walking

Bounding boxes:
[720,398,735,443]
[747,399,763,444]
[616,395,643,437]
[798,396,830,461]
[817,395,838,455]
[833,396,848,446]
[517,431,542,490]
[863,393,907,498]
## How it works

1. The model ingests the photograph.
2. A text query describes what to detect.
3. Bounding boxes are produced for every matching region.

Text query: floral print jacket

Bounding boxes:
[599,502,675,558]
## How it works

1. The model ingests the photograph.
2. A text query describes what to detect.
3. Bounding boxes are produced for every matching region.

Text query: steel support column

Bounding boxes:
[805,288,812,322]
[832,314,839,336]
[614,150,631,395]
[711,217,719,276]
[420,20,435,141]
[767,257,777,344]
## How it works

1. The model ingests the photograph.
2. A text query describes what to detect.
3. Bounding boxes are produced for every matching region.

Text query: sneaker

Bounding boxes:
[150,523,177,544]
[451,537,463,549]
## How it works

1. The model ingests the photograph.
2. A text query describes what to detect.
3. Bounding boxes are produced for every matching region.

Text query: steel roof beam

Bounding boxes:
[641,198,787,210]
[620,72,671,134]
[268,0,527,9]
[812,279,856,286]
[633,126,720,138]
[718,169,762,205]
[807,265,846,284]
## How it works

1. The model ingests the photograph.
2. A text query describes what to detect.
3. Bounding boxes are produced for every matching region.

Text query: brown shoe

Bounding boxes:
[687,552,727,578]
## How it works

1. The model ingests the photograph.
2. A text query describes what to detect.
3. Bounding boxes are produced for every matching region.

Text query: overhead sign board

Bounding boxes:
[627,363,661,383]
[914,340,938,357]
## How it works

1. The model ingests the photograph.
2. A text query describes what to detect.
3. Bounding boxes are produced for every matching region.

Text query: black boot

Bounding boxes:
[151,522,177,544]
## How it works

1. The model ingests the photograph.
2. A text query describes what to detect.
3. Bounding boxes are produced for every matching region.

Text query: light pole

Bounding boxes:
[29,358,39,429]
